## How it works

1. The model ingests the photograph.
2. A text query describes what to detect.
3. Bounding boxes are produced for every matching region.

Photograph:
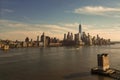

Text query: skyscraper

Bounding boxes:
[64,33,66,40]
[97,54,109,71]
[78,24,82,41]
[37,36,39,42]
[79,24,82,34]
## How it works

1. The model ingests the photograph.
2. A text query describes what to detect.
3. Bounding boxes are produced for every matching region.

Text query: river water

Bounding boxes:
[0,44,120,80]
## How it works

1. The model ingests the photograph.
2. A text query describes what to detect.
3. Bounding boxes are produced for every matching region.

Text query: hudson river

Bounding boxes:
[0,44,120,80]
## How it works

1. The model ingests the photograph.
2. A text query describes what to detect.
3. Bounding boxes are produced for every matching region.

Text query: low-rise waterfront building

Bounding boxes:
[1,44,9,50]
[97,54,110,71]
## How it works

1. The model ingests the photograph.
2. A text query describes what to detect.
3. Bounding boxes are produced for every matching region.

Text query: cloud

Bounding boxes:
[87,29,120,41]
[74,6,120,17]
[0,19,120,41]
[0,19,79,40]
[0,8,14,15]
[81,24,120,41]
[0,20,30,32]
[0,31,43,41]
[22,16,33,22]
[63,23,79,27]
[0,19,77,33]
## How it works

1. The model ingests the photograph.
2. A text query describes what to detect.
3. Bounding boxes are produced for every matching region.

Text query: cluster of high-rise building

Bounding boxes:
[63,24,111,46]
[62,24,83,46]
[20,32,61,47]
[0,32,62,50]
[81,32,111,45]
[40,32,61,47]
[0,33,61,50]
[0,24,111,50]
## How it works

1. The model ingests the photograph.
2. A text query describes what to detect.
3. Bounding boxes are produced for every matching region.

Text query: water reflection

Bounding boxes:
[63,72,90,79]
[0,44,120,80]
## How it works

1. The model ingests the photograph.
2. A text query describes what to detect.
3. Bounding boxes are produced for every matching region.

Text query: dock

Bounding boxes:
[91,53,120,79]
[91,68,120,79]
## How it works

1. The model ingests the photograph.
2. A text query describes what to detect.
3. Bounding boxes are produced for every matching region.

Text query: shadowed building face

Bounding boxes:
[79,24,82,34]
[97,54,110,71]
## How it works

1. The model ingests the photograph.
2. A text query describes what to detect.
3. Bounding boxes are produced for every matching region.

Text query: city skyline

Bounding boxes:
[0,0,120,41]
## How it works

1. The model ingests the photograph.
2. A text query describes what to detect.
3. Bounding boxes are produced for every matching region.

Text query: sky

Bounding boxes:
[0,0,120,41]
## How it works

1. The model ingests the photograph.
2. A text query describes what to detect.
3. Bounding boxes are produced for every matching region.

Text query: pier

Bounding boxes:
[91,53,120,79]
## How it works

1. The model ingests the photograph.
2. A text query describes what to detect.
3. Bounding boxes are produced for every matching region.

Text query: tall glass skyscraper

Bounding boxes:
[79,24,82,34]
